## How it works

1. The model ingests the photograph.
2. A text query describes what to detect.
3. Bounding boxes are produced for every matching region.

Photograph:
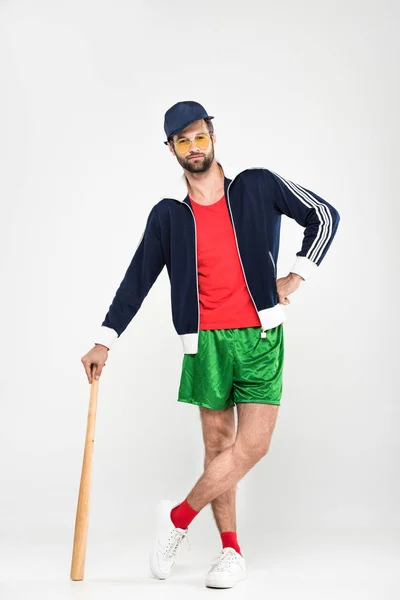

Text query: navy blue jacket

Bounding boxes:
[94,160,340,354]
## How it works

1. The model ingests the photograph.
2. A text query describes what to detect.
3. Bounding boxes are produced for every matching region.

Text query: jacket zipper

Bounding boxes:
[226,181,266,338]
[268,251,276,277]
[183,203,200,338]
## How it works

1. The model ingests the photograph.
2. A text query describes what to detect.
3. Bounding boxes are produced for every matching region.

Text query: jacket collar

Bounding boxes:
[160,156,246,202]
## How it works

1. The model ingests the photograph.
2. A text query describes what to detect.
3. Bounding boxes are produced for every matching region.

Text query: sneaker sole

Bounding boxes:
[205,571,247,588]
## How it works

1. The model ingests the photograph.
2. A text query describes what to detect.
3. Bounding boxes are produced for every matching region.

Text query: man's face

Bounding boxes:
[168,119,215,174]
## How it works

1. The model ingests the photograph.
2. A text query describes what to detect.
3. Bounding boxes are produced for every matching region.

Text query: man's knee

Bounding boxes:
[204,433,235,461]
[234,436,271,467]
[203,428,235,466]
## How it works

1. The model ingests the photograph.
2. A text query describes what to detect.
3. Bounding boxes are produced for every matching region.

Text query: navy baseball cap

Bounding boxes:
[163,100,214,145]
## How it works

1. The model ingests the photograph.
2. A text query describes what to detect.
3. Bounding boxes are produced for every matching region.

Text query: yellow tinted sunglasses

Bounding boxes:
[174,133,211,154]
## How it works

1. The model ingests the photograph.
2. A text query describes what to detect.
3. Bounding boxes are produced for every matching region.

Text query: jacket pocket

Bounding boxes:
[268,251,276,278]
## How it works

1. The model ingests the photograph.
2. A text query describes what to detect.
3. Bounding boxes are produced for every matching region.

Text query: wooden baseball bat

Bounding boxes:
[70,364,100,581]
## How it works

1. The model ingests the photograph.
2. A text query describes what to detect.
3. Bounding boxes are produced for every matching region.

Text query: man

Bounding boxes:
[81,100,340,588]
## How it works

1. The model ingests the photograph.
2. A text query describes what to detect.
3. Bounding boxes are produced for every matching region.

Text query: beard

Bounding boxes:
[175,141,215,174]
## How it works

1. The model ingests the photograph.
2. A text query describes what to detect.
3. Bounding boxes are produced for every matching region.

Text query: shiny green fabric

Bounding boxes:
[177,325,284,410]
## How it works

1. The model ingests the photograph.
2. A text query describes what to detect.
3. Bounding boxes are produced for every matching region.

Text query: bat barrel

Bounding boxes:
[70,373,99,580]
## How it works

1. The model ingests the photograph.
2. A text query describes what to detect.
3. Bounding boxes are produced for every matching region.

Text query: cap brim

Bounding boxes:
[164,115,214,144]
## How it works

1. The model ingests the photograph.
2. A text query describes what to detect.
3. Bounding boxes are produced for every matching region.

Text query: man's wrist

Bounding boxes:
[290,272,304,282]
[95,343,110,351]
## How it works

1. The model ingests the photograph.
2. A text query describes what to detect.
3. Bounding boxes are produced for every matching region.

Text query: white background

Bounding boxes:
[0,0,399,598]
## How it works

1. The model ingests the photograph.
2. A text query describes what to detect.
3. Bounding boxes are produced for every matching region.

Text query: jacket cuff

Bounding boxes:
[290,256,318,281]
[94,326,119,350]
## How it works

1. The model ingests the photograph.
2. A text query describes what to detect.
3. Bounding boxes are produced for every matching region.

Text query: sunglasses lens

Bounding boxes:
[195,134,210,149]
[176,139,190,153]
[175,134,210,154]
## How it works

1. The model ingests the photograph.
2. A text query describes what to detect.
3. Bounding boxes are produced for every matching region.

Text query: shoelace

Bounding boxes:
[209,548,238,572]
[164,528,191,559]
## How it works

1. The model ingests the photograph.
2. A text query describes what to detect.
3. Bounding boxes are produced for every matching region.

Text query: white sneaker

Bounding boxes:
[205,547,247,588]
[149,499,191,579]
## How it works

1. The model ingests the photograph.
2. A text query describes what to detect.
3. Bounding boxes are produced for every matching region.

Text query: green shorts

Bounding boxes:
[177,325,284,410]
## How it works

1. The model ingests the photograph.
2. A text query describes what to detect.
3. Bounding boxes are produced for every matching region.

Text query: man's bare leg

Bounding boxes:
[199,406,237,533]
[187,403,279,512]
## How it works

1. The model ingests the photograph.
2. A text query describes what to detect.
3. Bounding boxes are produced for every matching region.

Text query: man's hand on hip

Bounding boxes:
[276,272,304,305]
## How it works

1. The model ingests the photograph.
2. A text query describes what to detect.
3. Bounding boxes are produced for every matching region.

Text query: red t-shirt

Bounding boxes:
[190,194,262,330]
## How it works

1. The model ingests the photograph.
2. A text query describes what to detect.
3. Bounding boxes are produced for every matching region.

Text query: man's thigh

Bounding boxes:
[177,330,235,410]
[236,403,280,453]
[233,325,284,406]
[199,405,236,453]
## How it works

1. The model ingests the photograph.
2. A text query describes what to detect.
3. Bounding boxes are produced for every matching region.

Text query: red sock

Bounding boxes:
[221,531,241,555]
[170,499,199,529]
